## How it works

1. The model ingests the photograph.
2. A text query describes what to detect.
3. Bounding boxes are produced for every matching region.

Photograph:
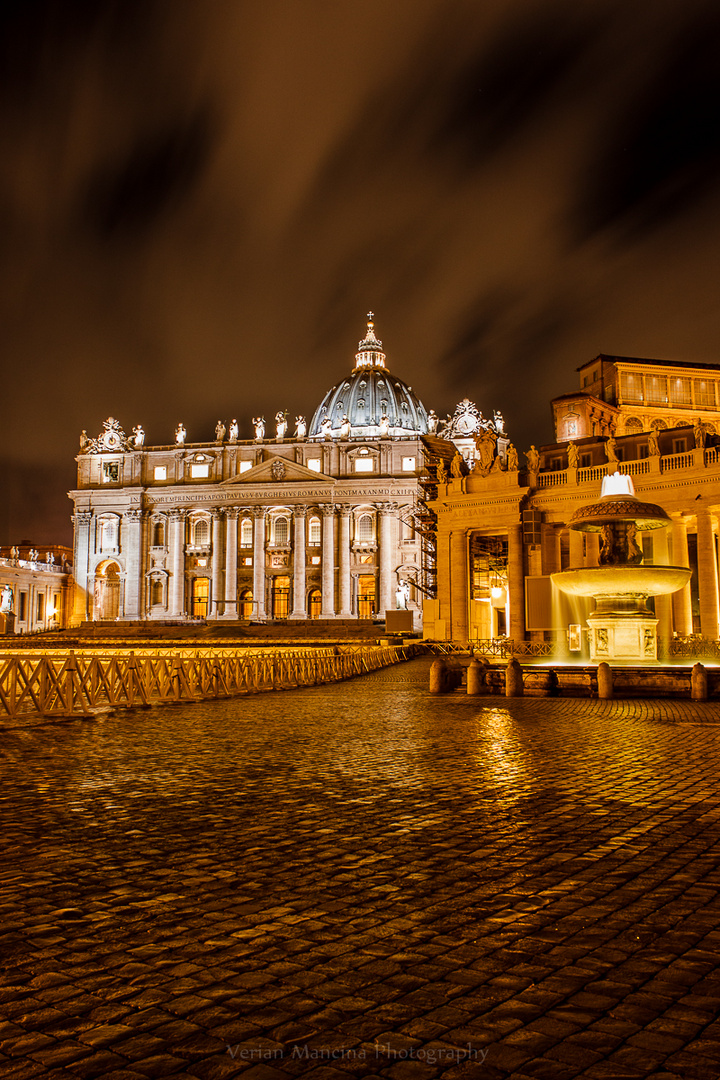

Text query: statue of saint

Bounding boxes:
[229,419,239,442]
[340,415,351,439]
[436,460,449,484]
[605,436,617,463]
[396,580,410,609]
[427,409,439,434]
[567,441,578,468]
[493,410,505,434]
[253,416,265,440]
[295,415,307,439]
[0,585,14,614]
[506,444,519,471]
[379,414,390,437]
[132,424,145,447]
[275,412,288,440]
[648,429,660,456]
[320,416,332,440]
[451,452,464,478]
[694,418,706,449]
[175,423,186,445]
[215,420,226,443]
[525,445,540,475]
[79,430,89,451]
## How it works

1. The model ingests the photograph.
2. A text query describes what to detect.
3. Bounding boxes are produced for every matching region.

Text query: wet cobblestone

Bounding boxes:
[1,658,720,1078]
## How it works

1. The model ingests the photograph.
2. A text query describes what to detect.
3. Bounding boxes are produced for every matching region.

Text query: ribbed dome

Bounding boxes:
[309,315,429,439]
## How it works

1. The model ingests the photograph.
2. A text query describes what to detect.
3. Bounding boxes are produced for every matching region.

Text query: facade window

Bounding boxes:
[99,518,118,552]
[580,453,592,468]
[307,458,321,472]
[311,555,321,565]
[152,520,165,547]
[191,462,210,478]
[694,379,716,408]
[639,445,649,459]
[37,593,45,621]
[18,592,27,621]
[102,462,119,483]
[193,519,210,546]
[239,460,252,473]
[243,556,252,566]
[354,458,373,473]
[273,516,289,546]
[620,372,643,403]
[308,517,321,545]
[151,578,164,606]
[672,438,687,455]
[645,375,667,404]
[402,457,416,471]
[154,465,167,481]
[240,518,253,547]
[357,514,374,542]
[669,377,692,406]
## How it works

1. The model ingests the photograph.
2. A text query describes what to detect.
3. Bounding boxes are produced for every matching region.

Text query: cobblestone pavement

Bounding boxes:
[2,658,720,1080]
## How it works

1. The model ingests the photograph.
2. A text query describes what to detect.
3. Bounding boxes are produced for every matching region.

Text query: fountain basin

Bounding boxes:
[552,565,692,599]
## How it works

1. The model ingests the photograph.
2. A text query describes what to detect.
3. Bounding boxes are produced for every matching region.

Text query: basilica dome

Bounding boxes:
[308,315,429,439]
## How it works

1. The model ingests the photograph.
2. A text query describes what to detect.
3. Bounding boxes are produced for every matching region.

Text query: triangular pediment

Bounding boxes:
[222,455,335,485]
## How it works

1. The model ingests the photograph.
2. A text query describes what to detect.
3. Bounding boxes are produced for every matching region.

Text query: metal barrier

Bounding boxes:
[0,645,414,720]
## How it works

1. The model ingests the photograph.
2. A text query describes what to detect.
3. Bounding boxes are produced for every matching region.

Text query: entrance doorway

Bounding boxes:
[272,576,290,619]
[94,561,121,620]
[308,588,321,619]
[192,577,209,618]
[239,589,254,620]
[357,574,376,619]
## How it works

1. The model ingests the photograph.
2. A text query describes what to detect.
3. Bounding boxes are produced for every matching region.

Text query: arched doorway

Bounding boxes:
[272,576,290,619]
[239,589,254,620]
[192,577,209,618]
[357,574,376,619]
[94,561,121,620]
[308,588,321,619]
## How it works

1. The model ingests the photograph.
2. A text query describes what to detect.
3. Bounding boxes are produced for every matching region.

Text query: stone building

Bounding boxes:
[69,317,434,627]
[0,546,74,634]
[424,356,720,650]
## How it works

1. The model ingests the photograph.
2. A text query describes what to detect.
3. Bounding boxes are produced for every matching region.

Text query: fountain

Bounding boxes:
[552,474,691,662]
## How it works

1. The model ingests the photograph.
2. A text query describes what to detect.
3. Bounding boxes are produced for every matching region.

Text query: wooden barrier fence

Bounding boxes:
[0,645,414,720]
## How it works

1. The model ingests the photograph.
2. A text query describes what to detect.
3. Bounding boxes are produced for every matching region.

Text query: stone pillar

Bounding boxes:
[320,504,335,617]
[290,506,307,618]
[122,509,143,619]
[541,524,560,575]
[378,504,396,616]
[168,510,187,618]
[653,526,672,654]
[696,505,719,640]
[338,505,352,617]
[507,522,526,643]
[568,528,583,569]
[73,511,93,622]
[223,508,239,618]
[211,512,224,618]
[671,515,693,637]
[252,508,267,620]
[449,528,469,642]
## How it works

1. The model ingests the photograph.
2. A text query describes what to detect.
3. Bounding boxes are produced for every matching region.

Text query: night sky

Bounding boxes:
[3,0,720,546]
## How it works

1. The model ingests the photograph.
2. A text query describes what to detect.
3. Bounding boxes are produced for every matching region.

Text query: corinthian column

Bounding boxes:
[122,509,143,619]
[223,508,239,618]
[320,504,336,617]
[449,528,469,641]
[671,515,693,637]
[696,505,719,640]
[168,510,187,618]
[653,525,672,656]
[338,505,352,616]
[73,511,93,622]
[378,504,396,616]
[290,506,307,618]
[507,521,526,643]
[211,512,223,618]
[252,508,267,620]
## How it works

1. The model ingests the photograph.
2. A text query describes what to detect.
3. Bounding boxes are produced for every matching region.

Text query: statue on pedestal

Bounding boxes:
[175,423,186,446]
[132,424,145,447]
[567,441,579,469]
[295,416,307,439]
[427,410,439,434]
[396,580,410,609]
[525,445,539,477]
[275,412,288,440]
[215,420,226,443]
[253,417,265,441]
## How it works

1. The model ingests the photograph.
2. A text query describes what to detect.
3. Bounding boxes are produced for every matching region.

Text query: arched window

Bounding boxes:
[99,518,118,553]
[152,520,165,547]
[357,514,374,542]
[240,518,253,547]
[308,516,321,546]
[193,519,209,546]
[273,516,289,546]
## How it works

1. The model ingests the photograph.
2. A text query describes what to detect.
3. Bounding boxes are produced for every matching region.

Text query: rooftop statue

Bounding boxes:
[253,417,265,441]
[215,420,226,443]
[295,416,307,439]
[132,424,145,447]
[229,419,239,442]
[175,423,186,446]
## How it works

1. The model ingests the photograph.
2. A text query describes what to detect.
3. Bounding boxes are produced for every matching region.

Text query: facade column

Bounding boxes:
[73,511,92,623]
[449,528,469,641]
[653,526,672,655]
[507,522,526,643]
[168,510,187,618]
[211,512,224,618]
[541,523,560,575]
[223,508,239,618]
[320,504,336,617]
[252,508,267,620]
[696,505,719,640]
[338,505,352,616]
[378,504,396,616]
[290,506,307,618]
[122,509,143,619]
[671,515,693,636]
[568,528,583,569]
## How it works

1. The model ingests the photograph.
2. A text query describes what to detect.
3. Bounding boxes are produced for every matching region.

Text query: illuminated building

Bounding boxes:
[69,317,434,627]
[0,546,73,634]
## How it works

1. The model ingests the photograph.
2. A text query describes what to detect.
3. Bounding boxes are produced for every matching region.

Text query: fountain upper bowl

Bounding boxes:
[552,565,692,598]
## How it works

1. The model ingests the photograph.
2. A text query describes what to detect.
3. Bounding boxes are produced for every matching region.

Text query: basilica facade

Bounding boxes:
[69,318,436,628]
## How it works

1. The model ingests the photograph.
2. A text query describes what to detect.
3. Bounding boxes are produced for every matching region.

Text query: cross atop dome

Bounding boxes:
[355,312,386,370]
